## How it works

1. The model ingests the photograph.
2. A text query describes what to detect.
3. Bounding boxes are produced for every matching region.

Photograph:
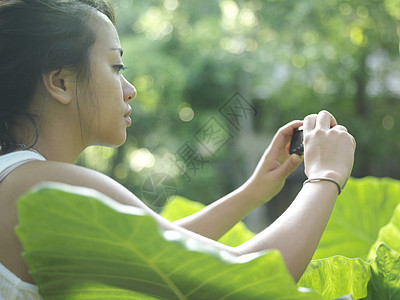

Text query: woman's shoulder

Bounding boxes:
[2,159,146,209]
[0,159,150,286]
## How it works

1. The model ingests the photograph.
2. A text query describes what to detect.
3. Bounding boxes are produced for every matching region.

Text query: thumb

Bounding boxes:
[276,154,303,178]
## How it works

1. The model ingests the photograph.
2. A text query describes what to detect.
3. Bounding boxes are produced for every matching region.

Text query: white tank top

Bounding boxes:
[0,150,45,300]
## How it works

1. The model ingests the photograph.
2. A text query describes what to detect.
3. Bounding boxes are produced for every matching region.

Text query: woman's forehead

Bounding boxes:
[91,12,121,56]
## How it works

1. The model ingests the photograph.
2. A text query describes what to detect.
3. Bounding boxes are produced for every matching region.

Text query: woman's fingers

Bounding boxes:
[331,125,356,149]
[332,125,347,132]
[303,110,344,134]
[304,111,337,134]
[316,110,337,129]
[279,120,303,137]
[303,114,317,135]
[302,110,356,187]
[270,120,303,152]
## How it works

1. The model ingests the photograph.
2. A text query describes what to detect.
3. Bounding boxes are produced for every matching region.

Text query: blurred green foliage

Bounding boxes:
[78,0,400,216]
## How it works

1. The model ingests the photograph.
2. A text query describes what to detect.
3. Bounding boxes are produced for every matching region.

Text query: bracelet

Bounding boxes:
[303,177,343,195]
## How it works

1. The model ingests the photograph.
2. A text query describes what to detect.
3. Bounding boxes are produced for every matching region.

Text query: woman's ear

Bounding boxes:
[42,69,76,105]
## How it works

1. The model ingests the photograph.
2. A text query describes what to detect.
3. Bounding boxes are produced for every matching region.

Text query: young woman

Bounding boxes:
[0,0,355,298]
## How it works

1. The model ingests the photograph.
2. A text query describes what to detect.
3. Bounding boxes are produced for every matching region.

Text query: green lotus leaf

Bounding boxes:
[161,195,255,246]
[313,177,400,260]
[16,182,321,299]
[298,256,370,300]
[362,244,400,300]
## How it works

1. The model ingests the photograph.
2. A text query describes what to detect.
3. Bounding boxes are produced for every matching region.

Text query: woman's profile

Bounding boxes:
[0,0,355,298]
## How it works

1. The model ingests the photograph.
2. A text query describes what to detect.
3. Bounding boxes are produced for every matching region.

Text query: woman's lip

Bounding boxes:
[124,107,132,126]
[124,107,132,117]
[124,116,132,126]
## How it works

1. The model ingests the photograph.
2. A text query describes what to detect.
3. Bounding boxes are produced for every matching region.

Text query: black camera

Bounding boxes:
[289,126,303,155]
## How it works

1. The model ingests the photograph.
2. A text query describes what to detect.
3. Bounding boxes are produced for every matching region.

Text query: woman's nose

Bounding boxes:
[122,76,136,102]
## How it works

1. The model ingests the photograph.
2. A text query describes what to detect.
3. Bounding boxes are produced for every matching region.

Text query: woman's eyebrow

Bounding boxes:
[110,47,123,57]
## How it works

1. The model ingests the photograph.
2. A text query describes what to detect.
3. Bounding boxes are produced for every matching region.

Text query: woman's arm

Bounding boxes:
[237,179,338,282]
[147,110,355,283]
[174,120,304,240]
[235,111,355,281]
[20,110,354,282]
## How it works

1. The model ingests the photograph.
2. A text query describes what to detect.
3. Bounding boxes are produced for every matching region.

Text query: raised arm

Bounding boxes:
[236,110,355,281]
[20,111,354,283]
[174,120,304,240]
[147,110,354,282]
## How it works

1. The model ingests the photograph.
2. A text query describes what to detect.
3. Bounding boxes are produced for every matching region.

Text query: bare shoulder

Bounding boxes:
[1,160,147,209]
[0,160,150,283]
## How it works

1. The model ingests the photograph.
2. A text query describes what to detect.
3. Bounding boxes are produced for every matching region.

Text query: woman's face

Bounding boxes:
[80,12,136,147]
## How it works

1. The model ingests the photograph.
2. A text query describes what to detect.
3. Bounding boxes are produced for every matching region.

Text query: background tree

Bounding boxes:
[78,0,400,228]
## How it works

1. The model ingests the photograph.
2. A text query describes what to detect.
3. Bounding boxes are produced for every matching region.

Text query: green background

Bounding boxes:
[78,0,400,226]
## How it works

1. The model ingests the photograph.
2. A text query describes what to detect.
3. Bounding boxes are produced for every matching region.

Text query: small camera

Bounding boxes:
[289,126,303,155]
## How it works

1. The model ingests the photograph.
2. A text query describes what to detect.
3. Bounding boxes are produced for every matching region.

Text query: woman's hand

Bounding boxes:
[174,120,305,239]
[242,120,304,206]
[303,110,356,188]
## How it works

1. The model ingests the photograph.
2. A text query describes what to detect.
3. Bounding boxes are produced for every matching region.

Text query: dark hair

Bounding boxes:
[0,0,115,154]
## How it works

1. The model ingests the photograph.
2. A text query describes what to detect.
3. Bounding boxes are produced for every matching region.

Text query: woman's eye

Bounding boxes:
[114,65,128,73]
